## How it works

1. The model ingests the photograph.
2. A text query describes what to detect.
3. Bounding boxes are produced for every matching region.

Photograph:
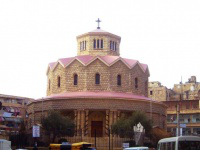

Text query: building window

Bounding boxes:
[95,73,100,85]
[110,41,112,50]
[115,42,117,51]
[84,41,86,50]
[186,91,189,100]
[101,39,103,48]
[57,76,61,88]
[112,41,115,50]
[193,103,198,109]
[117,75,121,86]
[135,77,138,89]
[74,74,78,85]
[49,79,51,90]
[150,91,153,95]
[93,39,96,49]
[97,39,100,48]
[80,42,82,50]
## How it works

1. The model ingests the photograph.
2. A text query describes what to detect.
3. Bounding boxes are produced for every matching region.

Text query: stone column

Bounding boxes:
[105,110,110,135]
[85,110,89,136]
[80,110,85,137]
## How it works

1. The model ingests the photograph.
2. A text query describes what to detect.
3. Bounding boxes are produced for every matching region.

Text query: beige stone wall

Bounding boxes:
[148,86,167,101]
[148,82,175,101]
[173,83,200,100]
[47,59,149,97]
[27,98,167,129]
[77,35,120,56]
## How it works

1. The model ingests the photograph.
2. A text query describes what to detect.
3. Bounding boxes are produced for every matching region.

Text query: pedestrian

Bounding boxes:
[32,142,38,150]
[32,146,38,150]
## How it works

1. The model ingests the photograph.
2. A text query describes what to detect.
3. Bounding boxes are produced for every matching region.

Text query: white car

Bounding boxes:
[124,147,149,150]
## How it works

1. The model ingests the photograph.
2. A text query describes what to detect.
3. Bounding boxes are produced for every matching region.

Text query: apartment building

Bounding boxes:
[0,94,33,139]
[149,76,200,136]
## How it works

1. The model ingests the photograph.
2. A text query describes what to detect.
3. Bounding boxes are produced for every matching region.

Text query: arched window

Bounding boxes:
[49,79,51,90]
[97,39,100,48]
[117,75,121,86]
[101,39,103,48]
[135,77,138,89]
[93,39,96,49]
[84,41,87,50]
[95,73,100,84]
[58,76,61,88]
[74,74,78,85]
[110,41,112,50]
[82,41,84,50]
[112,41,115,50]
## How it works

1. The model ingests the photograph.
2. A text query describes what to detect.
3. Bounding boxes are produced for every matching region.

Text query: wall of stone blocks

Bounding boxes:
[27,98,167,129]
[77,35,120,56]
[47,59,149,97]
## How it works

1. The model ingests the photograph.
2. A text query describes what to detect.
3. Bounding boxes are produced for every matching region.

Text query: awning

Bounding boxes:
[3,112,12,117]
[4,117,22,123]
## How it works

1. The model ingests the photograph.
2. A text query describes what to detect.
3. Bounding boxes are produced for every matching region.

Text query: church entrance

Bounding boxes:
[91,121,103,137]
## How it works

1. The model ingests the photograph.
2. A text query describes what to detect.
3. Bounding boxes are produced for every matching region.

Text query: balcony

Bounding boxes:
[167,109,200,114]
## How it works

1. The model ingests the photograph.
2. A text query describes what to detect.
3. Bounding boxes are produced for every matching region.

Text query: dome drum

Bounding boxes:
[47,56,149,97]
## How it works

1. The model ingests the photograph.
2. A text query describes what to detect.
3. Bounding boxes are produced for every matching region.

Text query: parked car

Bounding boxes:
[124,147,149,150]
[0,139,12,150]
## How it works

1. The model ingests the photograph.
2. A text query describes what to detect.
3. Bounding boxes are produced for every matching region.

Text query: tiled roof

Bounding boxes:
[48,55,149,73]
[89,29,108,33]
[76,28,121,40]
[36,91,153,101]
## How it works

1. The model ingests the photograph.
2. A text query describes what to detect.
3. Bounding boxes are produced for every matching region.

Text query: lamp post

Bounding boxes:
[108,128,110,150]
[42,97,44,120]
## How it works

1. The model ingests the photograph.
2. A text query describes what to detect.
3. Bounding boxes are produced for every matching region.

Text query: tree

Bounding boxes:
[41,110,75,142]
[150,126,171,147]
[112,111,152,139]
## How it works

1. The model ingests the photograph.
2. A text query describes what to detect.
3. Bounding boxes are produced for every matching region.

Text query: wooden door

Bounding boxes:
[91,121,103,137]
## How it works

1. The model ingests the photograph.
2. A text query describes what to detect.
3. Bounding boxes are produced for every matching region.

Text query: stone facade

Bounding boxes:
[148,81,174,101]
[173,76,200,101]
[27,27,167,149]
[77,30,121,56]
[149,76,200,136]
[0,94,33,140]
[47,59,149,97]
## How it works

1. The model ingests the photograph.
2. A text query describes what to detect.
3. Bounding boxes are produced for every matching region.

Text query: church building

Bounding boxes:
[27,19,167,148]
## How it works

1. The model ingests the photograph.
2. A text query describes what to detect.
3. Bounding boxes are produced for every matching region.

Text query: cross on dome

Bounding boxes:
[96,18,101,29]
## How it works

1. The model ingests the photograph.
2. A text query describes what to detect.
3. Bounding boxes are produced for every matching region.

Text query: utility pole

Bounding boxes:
[177,77,183,136]
[177,103,180,136]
